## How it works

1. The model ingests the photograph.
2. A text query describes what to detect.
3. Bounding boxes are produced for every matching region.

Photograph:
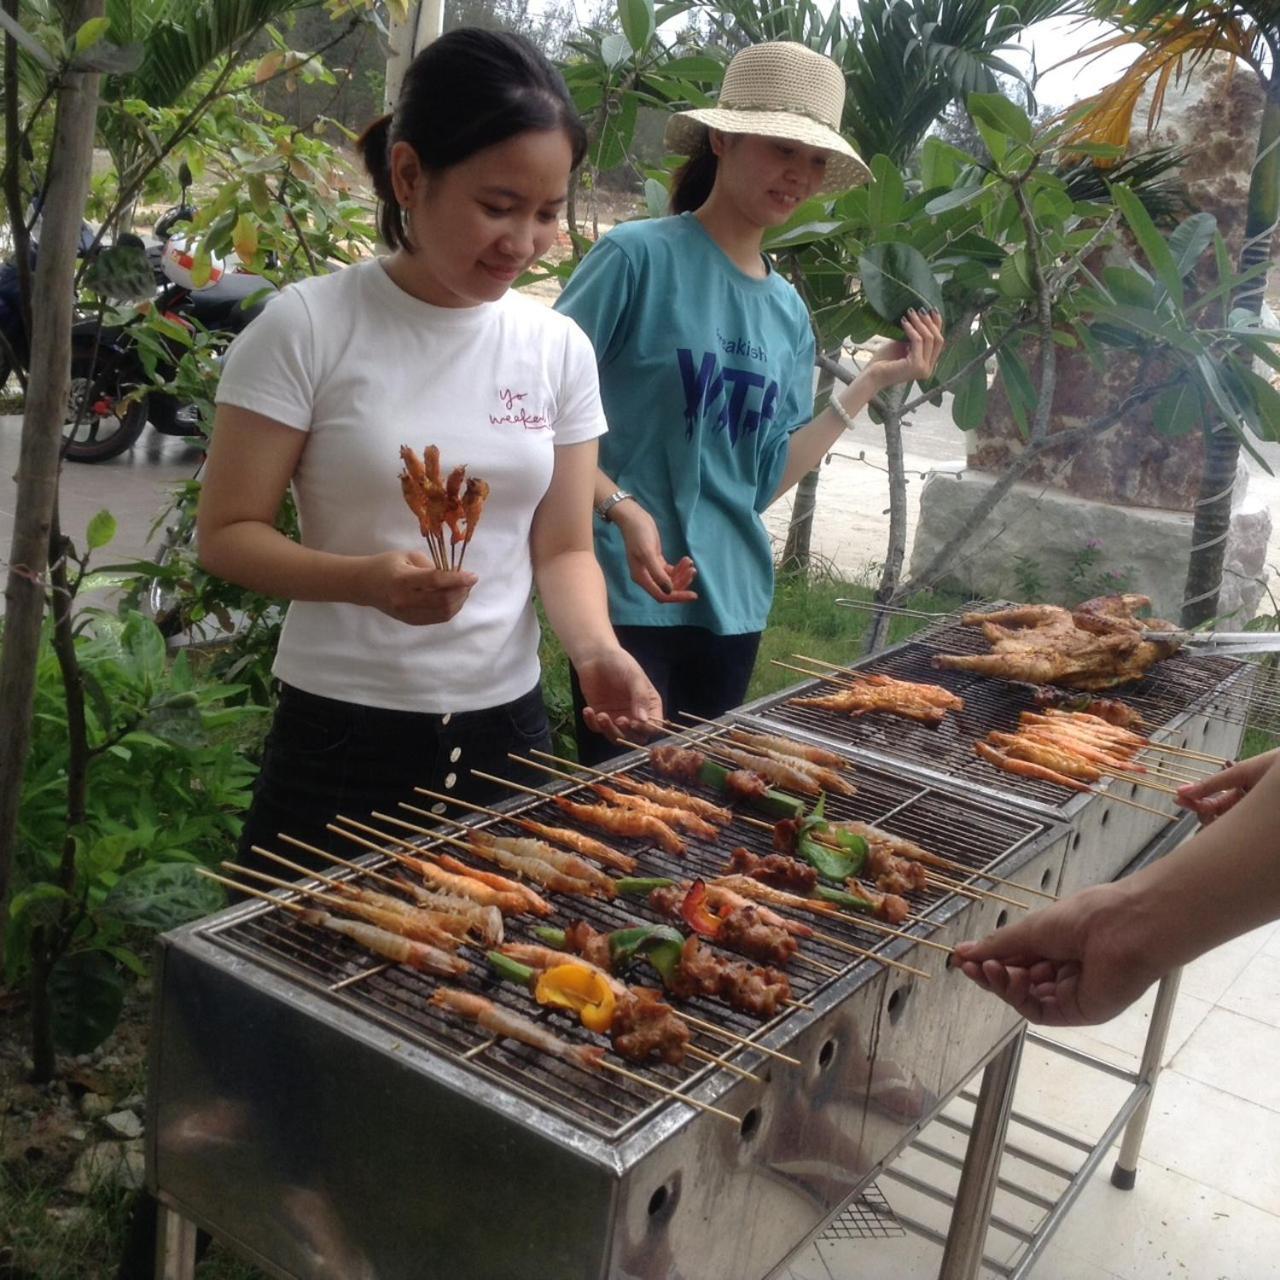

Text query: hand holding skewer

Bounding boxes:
[1175,748,1277,825]
[362,549,476,626]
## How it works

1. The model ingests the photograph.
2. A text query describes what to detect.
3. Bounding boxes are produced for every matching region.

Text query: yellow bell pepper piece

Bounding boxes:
[534,962,616,1033]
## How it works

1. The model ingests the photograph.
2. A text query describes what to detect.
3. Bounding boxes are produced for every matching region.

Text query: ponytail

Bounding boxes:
[670,139,717,214]
[357,113,409,252]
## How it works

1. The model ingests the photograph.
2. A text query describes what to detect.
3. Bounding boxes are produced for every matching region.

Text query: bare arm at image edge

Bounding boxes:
[953,749,1280,1026]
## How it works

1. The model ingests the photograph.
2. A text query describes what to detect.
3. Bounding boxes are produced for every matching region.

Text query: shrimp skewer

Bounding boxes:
[430,988,606,1070]
[301,910,469,976]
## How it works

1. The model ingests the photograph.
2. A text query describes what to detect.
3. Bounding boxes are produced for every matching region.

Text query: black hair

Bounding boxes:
[670,136,718,214]
[357,28,588,252]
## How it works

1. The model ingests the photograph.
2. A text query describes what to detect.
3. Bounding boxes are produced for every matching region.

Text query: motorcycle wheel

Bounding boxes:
[62,344,149,463]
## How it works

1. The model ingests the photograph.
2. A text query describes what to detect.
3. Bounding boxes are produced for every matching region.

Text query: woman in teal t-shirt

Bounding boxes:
[555,41,944,763]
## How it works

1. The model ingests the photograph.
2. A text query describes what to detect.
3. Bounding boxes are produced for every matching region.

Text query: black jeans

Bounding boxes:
[572,625,761,766]
[236,680,553,877]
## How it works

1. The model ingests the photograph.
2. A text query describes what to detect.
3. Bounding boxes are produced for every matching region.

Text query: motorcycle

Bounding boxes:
[0,166,277,462]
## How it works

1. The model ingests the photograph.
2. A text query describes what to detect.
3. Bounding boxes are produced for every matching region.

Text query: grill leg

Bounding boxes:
[938,1027,1026,1280]
[155,1204,198,1280]
[1111,966,1182,1190]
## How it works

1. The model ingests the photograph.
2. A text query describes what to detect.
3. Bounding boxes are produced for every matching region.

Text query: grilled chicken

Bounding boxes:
[935,596,1181,690]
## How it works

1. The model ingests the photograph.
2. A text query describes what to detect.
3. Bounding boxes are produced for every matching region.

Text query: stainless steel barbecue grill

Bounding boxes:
[146,619,1255,1280]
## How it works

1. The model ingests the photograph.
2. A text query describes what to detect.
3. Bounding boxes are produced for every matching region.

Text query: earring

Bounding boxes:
[401,205,412,238]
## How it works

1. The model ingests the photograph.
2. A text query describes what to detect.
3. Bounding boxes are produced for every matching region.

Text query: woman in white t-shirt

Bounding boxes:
[197,28,661,874]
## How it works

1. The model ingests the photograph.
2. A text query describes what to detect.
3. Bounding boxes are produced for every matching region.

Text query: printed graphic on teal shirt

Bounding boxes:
[679,327,779,443]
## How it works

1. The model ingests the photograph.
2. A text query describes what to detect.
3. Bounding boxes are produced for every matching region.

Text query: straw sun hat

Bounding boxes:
[664,42,870,194]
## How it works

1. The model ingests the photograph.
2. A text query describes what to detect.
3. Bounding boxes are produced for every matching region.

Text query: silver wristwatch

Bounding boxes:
[594,489,634,522]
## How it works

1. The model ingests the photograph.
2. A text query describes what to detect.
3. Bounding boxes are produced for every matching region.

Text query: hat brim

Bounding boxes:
[664,107,870,194]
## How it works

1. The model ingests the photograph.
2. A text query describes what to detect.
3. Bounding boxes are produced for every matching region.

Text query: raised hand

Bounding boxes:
[864,307,945,390]
[610,501,698,605]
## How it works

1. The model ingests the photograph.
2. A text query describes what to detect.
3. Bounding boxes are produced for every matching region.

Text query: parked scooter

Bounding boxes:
[0,165,276,462]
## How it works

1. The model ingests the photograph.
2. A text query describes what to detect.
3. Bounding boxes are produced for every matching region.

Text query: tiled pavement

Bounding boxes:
[781,919,1280,1279]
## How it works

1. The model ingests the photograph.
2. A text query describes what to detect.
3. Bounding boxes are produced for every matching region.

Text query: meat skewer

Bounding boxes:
[430,989,739,1123]
[250,844,501,946]
[275,834,506,943]
[782,662,964,725]
[196,868,469,977]
[709,875,936,975]
[411,785,637,872]
[230,861,468,951]
[471,768,689,855]
[528,748,735,823]
[398,800,618,895]
[330,814,551,916]
[393,812,615,897]
[790,657,966,713]
[659,719,856,797]
[537,922,796,1026]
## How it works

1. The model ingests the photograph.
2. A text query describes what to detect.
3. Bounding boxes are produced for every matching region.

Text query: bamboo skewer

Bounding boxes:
[686,1044,762,1082]
[677,1014,802,1066]
[1140,741,1229,766]
[1093,766,1181,795]
[677,711,859,776]
[275,836,434,901]
[805,930,931,978]
[596,1060,738,1123]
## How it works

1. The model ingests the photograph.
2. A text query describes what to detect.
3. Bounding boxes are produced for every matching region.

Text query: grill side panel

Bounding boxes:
[149,940,617,1280]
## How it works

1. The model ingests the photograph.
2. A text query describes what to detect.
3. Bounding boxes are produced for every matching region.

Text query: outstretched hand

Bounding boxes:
[864,307,945,390]
[577,646,664,743]
[951,882,1159,1027]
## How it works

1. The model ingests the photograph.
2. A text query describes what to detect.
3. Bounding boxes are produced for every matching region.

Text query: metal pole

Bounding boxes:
[1111,967,1183,1189]
[155,1204,198,1280]
[938,1028,1026,1280]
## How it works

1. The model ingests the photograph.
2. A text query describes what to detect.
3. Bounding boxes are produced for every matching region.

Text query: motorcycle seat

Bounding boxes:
[186,271,276,331]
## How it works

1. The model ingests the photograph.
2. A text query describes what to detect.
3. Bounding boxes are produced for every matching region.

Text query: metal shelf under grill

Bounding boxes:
[197,744,1053,1143]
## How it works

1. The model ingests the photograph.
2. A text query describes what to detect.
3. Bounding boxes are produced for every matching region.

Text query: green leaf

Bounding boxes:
[83,242,155,303]
[50,952,124,1056]
[968,93,1032,143]
[919,137,968,189]
[867,154,905,228]
[9,883,71,930]
[1109,182,1184,309]
[601,32,631,69]
[1223,358,1280,441]
[617,0,654,54]
[1152,382,1202,437]
[248,173,271,218]
[952,365,988,430]
[102,862,226,931]
[924,184,985,216]
[1100,265,1154,309]
[1167,212,1217,280]
[86,509,116,551]
[858,242,943,325]
[995,346,1037,436]
[74,16,110,52]
[644,178,667,220]
[997,250,1033,299]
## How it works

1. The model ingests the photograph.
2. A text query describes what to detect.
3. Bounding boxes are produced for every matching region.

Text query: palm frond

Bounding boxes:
[1059,17,1262,161]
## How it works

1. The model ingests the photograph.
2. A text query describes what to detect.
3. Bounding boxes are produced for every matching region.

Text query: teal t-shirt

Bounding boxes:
[554,213,816,635]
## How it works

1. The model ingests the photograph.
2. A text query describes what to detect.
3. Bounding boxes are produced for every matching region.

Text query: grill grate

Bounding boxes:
[748,617,1252,813]
[819,1181,904,1241]
[201,746,1047,1141]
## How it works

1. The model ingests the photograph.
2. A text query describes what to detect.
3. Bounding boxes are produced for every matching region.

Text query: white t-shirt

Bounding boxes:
[214,258,606,713]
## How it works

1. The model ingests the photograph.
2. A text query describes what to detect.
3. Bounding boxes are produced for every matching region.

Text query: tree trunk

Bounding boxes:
[866,389,907,654]
[1181,78,1280,627]
[781,355,837,572]
[0,1,104,959]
